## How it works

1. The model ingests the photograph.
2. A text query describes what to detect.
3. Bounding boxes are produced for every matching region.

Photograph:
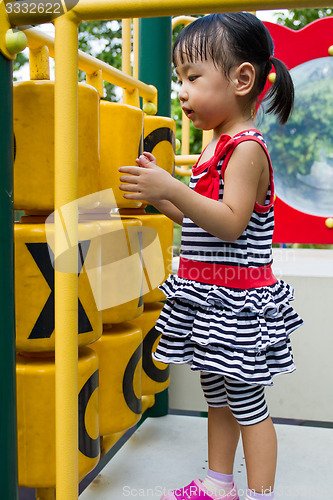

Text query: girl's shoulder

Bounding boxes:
[217,129,270,173]
[215,129,268,161]
[232,129,267,147]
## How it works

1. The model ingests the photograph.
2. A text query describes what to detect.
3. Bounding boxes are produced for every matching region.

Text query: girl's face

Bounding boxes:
[175,58,239,136]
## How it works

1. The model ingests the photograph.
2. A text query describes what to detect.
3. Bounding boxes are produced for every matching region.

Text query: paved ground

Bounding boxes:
[78,414,333,499]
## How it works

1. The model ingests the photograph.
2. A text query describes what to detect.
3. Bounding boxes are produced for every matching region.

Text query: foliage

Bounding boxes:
[276,8,332,29]
[259,9,333,194]
[78,20,122,101]
[13,52,28,81]
[259,63,333,184]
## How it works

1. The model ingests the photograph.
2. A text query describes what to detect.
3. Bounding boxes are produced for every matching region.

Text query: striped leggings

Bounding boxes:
[200,372,270,426]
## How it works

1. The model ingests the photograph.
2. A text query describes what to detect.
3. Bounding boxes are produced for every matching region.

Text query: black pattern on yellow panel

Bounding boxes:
[143,327,169,382]
[123,343,142,415]
[26,240,92,339]
[78,369,100,459]
[142,127,175,156]
[137,230,144,308]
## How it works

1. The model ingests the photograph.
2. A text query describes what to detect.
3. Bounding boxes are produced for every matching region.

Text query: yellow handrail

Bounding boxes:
[175,155,200,166]
[7,0,332,25]
[175,155,200,177]
[23,26,157,102]
[172,15,198,29]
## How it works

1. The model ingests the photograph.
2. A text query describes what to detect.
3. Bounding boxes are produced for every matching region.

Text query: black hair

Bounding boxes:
[173,12,294,125]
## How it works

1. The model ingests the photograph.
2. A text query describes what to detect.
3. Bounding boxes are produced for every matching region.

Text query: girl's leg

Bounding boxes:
[224,377,276,495]
[240,417,277,493]
[200,372,240,497]
[201,372,241,474]
[208,406,240,474]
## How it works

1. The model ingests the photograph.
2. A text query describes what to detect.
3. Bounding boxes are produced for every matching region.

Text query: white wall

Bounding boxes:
[169,249,333,422]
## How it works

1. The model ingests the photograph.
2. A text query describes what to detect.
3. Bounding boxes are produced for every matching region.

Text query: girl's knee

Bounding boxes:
[200,371,228,407]
[225,378,270,425]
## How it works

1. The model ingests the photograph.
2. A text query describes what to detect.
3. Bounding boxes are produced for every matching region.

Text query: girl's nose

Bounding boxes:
[178,86,188,102]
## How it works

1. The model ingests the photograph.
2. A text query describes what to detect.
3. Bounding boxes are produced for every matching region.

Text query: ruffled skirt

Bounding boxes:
[153,275,304,386]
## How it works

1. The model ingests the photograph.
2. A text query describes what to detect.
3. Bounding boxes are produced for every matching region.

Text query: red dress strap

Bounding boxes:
[192,130,275,212]
[192,134,235,201]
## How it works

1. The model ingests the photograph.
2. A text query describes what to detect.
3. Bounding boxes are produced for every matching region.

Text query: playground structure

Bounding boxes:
[0,1,333,500]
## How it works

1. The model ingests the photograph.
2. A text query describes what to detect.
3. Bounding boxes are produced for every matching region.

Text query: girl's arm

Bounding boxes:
[146,199,184,225]
[119,141,269,242]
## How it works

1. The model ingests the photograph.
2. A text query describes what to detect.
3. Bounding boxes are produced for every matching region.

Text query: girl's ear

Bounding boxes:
[232,62,256,96]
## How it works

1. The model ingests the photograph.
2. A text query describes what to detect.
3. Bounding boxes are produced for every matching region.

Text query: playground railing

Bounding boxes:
[6,0,330,25]
[24,25,157,107]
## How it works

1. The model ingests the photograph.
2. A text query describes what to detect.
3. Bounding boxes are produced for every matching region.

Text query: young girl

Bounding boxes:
[119,12,303,500]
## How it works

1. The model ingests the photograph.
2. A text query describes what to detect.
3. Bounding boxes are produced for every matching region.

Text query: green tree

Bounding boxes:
[13,52,28,81]
[276,8,332,29]
[259,62,333,181]
[78,20,122,101]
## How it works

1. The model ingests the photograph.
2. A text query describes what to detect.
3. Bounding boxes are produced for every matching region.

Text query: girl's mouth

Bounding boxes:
[182,108,194,119]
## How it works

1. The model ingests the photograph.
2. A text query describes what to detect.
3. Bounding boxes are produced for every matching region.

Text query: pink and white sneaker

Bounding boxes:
[160,478,239,500]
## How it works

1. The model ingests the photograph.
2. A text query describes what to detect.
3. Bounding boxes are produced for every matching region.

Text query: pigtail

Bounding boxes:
[264,56,294,125]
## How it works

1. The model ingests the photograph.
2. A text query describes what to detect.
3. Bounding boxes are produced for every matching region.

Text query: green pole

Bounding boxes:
[0,51,18,499]
[139,17,172,117]
[139,17,172,416]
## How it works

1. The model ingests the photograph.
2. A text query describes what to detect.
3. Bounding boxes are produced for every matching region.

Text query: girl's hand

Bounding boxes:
[138,151,157,165]
[119,153,174,202]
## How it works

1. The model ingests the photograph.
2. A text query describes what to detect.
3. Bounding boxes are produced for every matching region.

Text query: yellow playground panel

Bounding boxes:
[0,1,329,499]
[8,6,174,497]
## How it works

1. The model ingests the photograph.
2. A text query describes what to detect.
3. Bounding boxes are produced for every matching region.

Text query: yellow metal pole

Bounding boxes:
[182,111,190,156]
[202,129,214,149]
[9,0,333,25]
[29,45,50,80]
[175,154,200,166]
[124,87,140,106]
[86,69,104,97]
[72,0,333,22]
[54,13,79,500]
[122,18,136,104]
[122,18,132,75]
[133,18,139,80]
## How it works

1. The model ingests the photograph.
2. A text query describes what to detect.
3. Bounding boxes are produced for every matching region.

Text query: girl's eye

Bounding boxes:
[188,75,198,82]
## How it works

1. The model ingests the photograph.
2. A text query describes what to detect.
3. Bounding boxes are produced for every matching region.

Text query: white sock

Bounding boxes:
[202,469,234,497]
[245,488,274,499]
